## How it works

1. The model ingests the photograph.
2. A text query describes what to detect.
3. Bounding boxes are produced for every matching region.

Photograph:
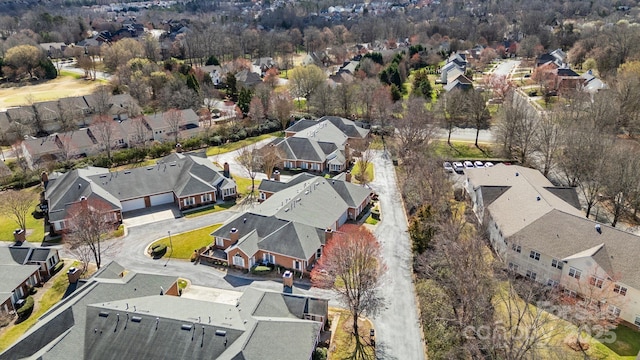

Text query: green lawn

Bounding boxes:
[0,187,44,242]
[0,261,76,352]
[150,224,222,260]
[351,161,374,184]
[602,324,640,357]
[184,202,236,218]
[233,176,261,197]
[328,308,375,360]
[205,132,280,156]
[432,140,495,160]
[58,70,85,79]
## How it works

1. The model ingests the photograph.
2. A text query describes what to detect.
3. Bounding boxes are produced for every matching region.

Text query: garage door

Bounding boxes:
[150,193,174,206]
[121,198,146,212]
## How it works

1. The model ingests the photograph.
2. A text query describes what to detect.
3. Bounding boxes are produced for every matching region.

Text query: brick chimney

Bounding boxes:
[223,162,230,178]
[345,170,352,183]
[41,171,49,187]
[273,170,280,182]
[13,229,26,244]
[230,227,239,243]
[324,228,333,244]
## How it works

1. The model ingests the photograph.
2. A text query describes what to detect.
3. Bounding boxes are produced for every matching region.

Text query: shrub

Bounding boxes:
[208,135,223,146]
[152,244,167,258]
[16,296,34,318]
[312,348,327,360]
[251,265,272,274]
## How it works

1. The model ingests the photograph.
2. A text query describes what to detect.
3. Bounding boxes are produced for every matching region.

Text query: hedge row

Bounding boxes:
[17,296,34,318]
[152,244,167,258]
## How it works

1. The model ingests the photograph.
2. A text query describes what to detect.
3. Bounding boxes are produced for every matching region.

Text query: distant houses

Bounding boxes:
[534,49,607,95]
[439,52,473,92]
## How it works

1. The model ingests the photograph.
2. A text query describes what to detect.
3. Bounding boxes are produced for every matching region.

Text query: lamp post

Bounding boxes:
[164,230,173,267]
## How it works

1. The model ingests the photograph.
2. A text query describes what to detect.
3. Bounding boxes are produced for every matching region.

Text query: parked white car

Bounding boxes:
[453,162,464,174]
[474,161,484,168]
[463,161,474,169]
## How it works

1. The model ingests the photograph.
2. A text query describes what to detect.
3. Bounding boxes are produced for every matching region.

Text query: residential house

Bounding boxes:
[536,49,566,68]
[439,52,468,84]
[198,64,222,86]
[117,116,153,147]
[553,67,582,94]
[581,70,607,94]
[252,57,277,75]
[276,116,369,173]
[6,106,36,130]
[443,74,473,92]
[0,262,328,360]
[59,96,93,126]
[0,244,59,314]
[83,93,139,122]
[235,69,262,88]
[20,128,99,169]
[0,111,17,144]
[208,173,371,273]
[143,109,201,142]
[33,101,63,133]
[38,42,67,58]
[464,164,640,327]
[43,153,236,233]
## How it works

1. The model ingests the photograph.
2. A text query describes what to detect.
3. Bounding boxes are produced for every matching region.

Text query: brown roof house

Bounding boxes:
[206,173,371,273]
[465,164,640,327]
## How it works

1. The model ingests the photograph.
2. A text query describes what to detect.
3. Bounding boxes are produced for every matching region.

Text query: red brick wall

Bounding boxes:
[178,191,216,210]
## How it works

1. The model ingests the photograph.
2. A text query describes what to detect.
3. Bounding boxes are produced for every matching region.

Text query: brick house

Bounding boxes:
[44,153,236,233]
[208,174,371,273]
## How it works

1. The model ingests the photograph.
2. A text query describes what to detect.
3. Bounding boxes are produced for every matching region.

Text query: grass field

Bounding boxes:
[150,224,222,260]
[0,261,76,352]
[328,308,375,360]
[205,132,279,156]
[184,202,236,218]
[233,176,261,197]
[351,161,374,184]
[433,140,496,160]
[602,324,640,357]
[0,75,99,109]
[0,187,44,242]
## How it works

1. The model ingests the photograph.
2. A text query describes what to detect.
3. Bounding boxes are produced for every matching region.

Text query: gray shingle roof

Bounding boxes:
[466,164,583,238]
[273,137,326,162]
[509,209,640,289]
[258,173,317,193]
[258,222,325,260]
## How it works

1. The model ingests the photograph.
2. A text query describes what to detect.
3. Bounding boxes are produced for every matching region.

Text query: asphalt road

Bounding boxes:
[492,59,521,77]
[58,203,336,301]
[369,150,426,360]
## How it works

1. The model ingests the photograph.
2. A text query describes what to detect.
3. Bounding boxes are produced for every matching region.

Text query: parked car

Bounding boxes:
[484,161,495,167]
[452,162,464,174]
[443,161,454,173]
[463,161,474,169]
[474,161,484,168]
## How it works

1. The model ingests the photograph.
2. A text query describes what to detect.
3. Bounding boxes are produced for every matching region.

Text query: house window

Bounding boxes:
[529,251,540,261]
[613,284,627,296]
[293,260,301,270]
[183,197,195,207]
[589,276,604,289]
[259,192,266,200]
[547,279,559,287]
[525,270,537,280]
[508,262,518,272]
[316,248,322,258]
[512,244,521,253]
[568,267,581,280]
[263,253,275,264]
[551,259,563,270]
[233,254,245,267]
[564,289,577,298]
[635,316,640,327]
[201,193,212,203]
[301,162,308,169]
[608,305,621,317]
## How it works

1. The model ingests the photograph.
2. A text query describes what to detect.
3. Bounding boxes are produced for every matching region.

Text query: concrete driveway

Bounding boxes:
[369,150,426,360]
[122,204,181,228]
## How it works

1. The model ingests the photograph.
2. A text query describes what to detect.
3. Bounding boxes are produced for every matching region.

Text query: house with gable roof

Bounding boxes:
[206,173,370,273]
[0,244,60,315]
[274,116,369,173]
[465,164,640,326]
[43,153,236,233]
[0,261,328,360]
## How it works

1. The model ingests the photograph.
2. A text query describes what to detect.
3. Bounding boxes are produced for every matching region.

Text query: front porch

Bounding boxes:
[198,246,228,266]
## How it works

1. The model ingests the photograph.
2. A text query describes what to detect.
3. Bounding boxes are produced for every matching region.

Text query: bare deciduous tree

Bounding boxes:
[164,109,183,144]
[237,144,261,201]
[258,144,284,180]
[0,189,37,231]
[495,91,539,164]
[64,197,119,269]
[91,115,116,163]
[392,96,437,159]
